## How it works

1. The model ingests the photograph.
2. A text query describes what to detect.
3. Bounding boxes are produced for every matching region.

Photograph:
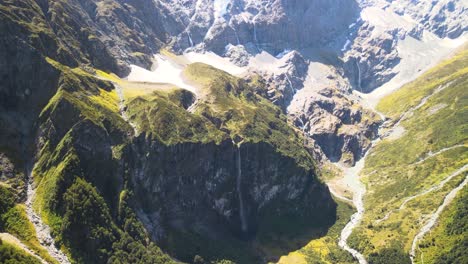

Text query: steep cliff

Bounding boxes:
[163,0,359,55]
[0,1,337,262]
[121,63,336,262]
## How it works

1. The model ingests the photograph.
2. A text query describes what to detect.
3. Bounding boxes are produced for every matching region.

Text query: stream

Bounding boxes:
[410,172,468,263]
[114,83,139,135]
[335,80,463,263]
[25,166,71,264]
[375,164,468,224]
[336,144,376,264]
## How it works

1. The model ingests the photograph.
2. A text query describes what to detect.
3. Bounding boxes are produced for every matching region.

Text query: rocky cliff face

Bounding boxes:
[360,0,468,39]
[0,0,466,263]
[163,0,359,55]
[1,1,338,258]
[344,0,468,93]
[128,138,334,261]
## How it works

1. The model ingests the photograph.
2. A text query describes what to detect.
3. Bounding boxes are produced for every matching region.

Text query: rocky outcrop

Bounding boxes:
[289,85,381,165]
[127,136,335,261]
[38,0,169,75]
[164,0,360,55]
[344,1,467,93]
[342,5,423,93]
[343,22,402,93]
[359,0,468,39]
[129,138,334,235]
[247,50,309,111]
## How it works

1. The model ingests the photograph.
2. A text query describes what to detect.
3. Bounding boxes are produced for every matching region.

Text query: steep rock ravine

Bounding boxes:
[25,166,71,264]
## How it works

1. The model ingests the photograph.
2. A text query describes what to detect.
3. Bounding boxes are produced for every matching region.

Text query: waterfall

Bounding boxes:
[188,32,194,47]
[286,74,294,92]
[233,26,240,45]
[236,144,248,233]
[253,20,260,52]
[355,58,362,92]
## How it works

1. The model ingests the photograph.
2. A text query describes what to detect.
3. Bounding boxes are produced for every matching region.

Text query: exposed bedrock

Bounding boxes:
[126,136,336,251]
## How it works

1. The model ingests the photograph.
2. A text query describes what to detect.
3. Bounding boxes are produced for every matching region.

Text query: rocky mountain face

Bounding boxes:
[162,0,359,55]
[158,0,466,165]
[360,0,468,39]
[129,139,334,260]
[0,0,466,263]
[0,0,169,166]
[0,1,338,263]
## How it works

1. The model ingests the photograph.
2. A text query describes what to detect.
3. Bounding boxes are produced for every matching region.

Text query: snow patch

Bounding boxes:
[359,31,468,109]
[184,51,246,76]
[341,39,351,52]
[361,6,416,31]
[213,0,231,19]
[127,55,197,95]
[276,49,292,59]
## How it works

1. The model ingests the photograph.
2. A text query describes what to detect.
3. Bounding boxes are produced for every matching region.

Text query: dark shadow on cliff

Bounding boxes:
[253,198,338,263]
[126,137,338,264]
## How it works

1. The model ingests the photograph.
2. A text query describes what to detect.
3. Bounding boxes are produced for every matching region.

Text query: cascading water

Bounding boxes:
[253,16,261,52]
[235,144,248,233]
[233,26,241,45]
[286,74,294,92]
[355,57,362,92]
[188,32,194,47]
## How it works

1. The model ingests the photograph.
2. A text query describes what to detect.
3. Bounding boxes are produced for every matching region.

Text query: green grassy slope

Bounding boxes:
[126,62,315,170]
[0,239,42,264]
[25,57,331,263]
[28,59,176,264]
[417,187,467,263]
[348,47,468,263]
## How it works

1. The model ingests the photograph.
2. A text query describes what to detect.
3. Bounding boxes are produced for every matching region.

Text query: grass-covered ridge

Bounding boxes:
[349,46,468,263]
[110,62,316,170]
[377,46,468,118]
[185,63,315,170]
[126,88,225,145]
[28,59,176,263]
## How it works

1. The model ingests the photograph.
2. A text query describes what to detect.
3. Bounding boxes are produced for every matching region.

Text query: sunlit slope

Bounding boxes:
[348,46,468,263]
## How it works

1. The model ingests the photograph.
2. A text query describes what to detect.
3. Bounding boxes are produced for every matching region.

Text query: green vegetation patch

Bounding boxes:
[416,187,468,264]
[127,89,225,145]
[352,47,468,261]
[186,63,314,170]
[0,239,41,264]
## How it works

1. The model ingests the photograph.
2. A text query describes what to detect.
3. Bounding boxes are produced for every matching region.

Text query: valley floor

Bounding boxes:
[277,45,468,264]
